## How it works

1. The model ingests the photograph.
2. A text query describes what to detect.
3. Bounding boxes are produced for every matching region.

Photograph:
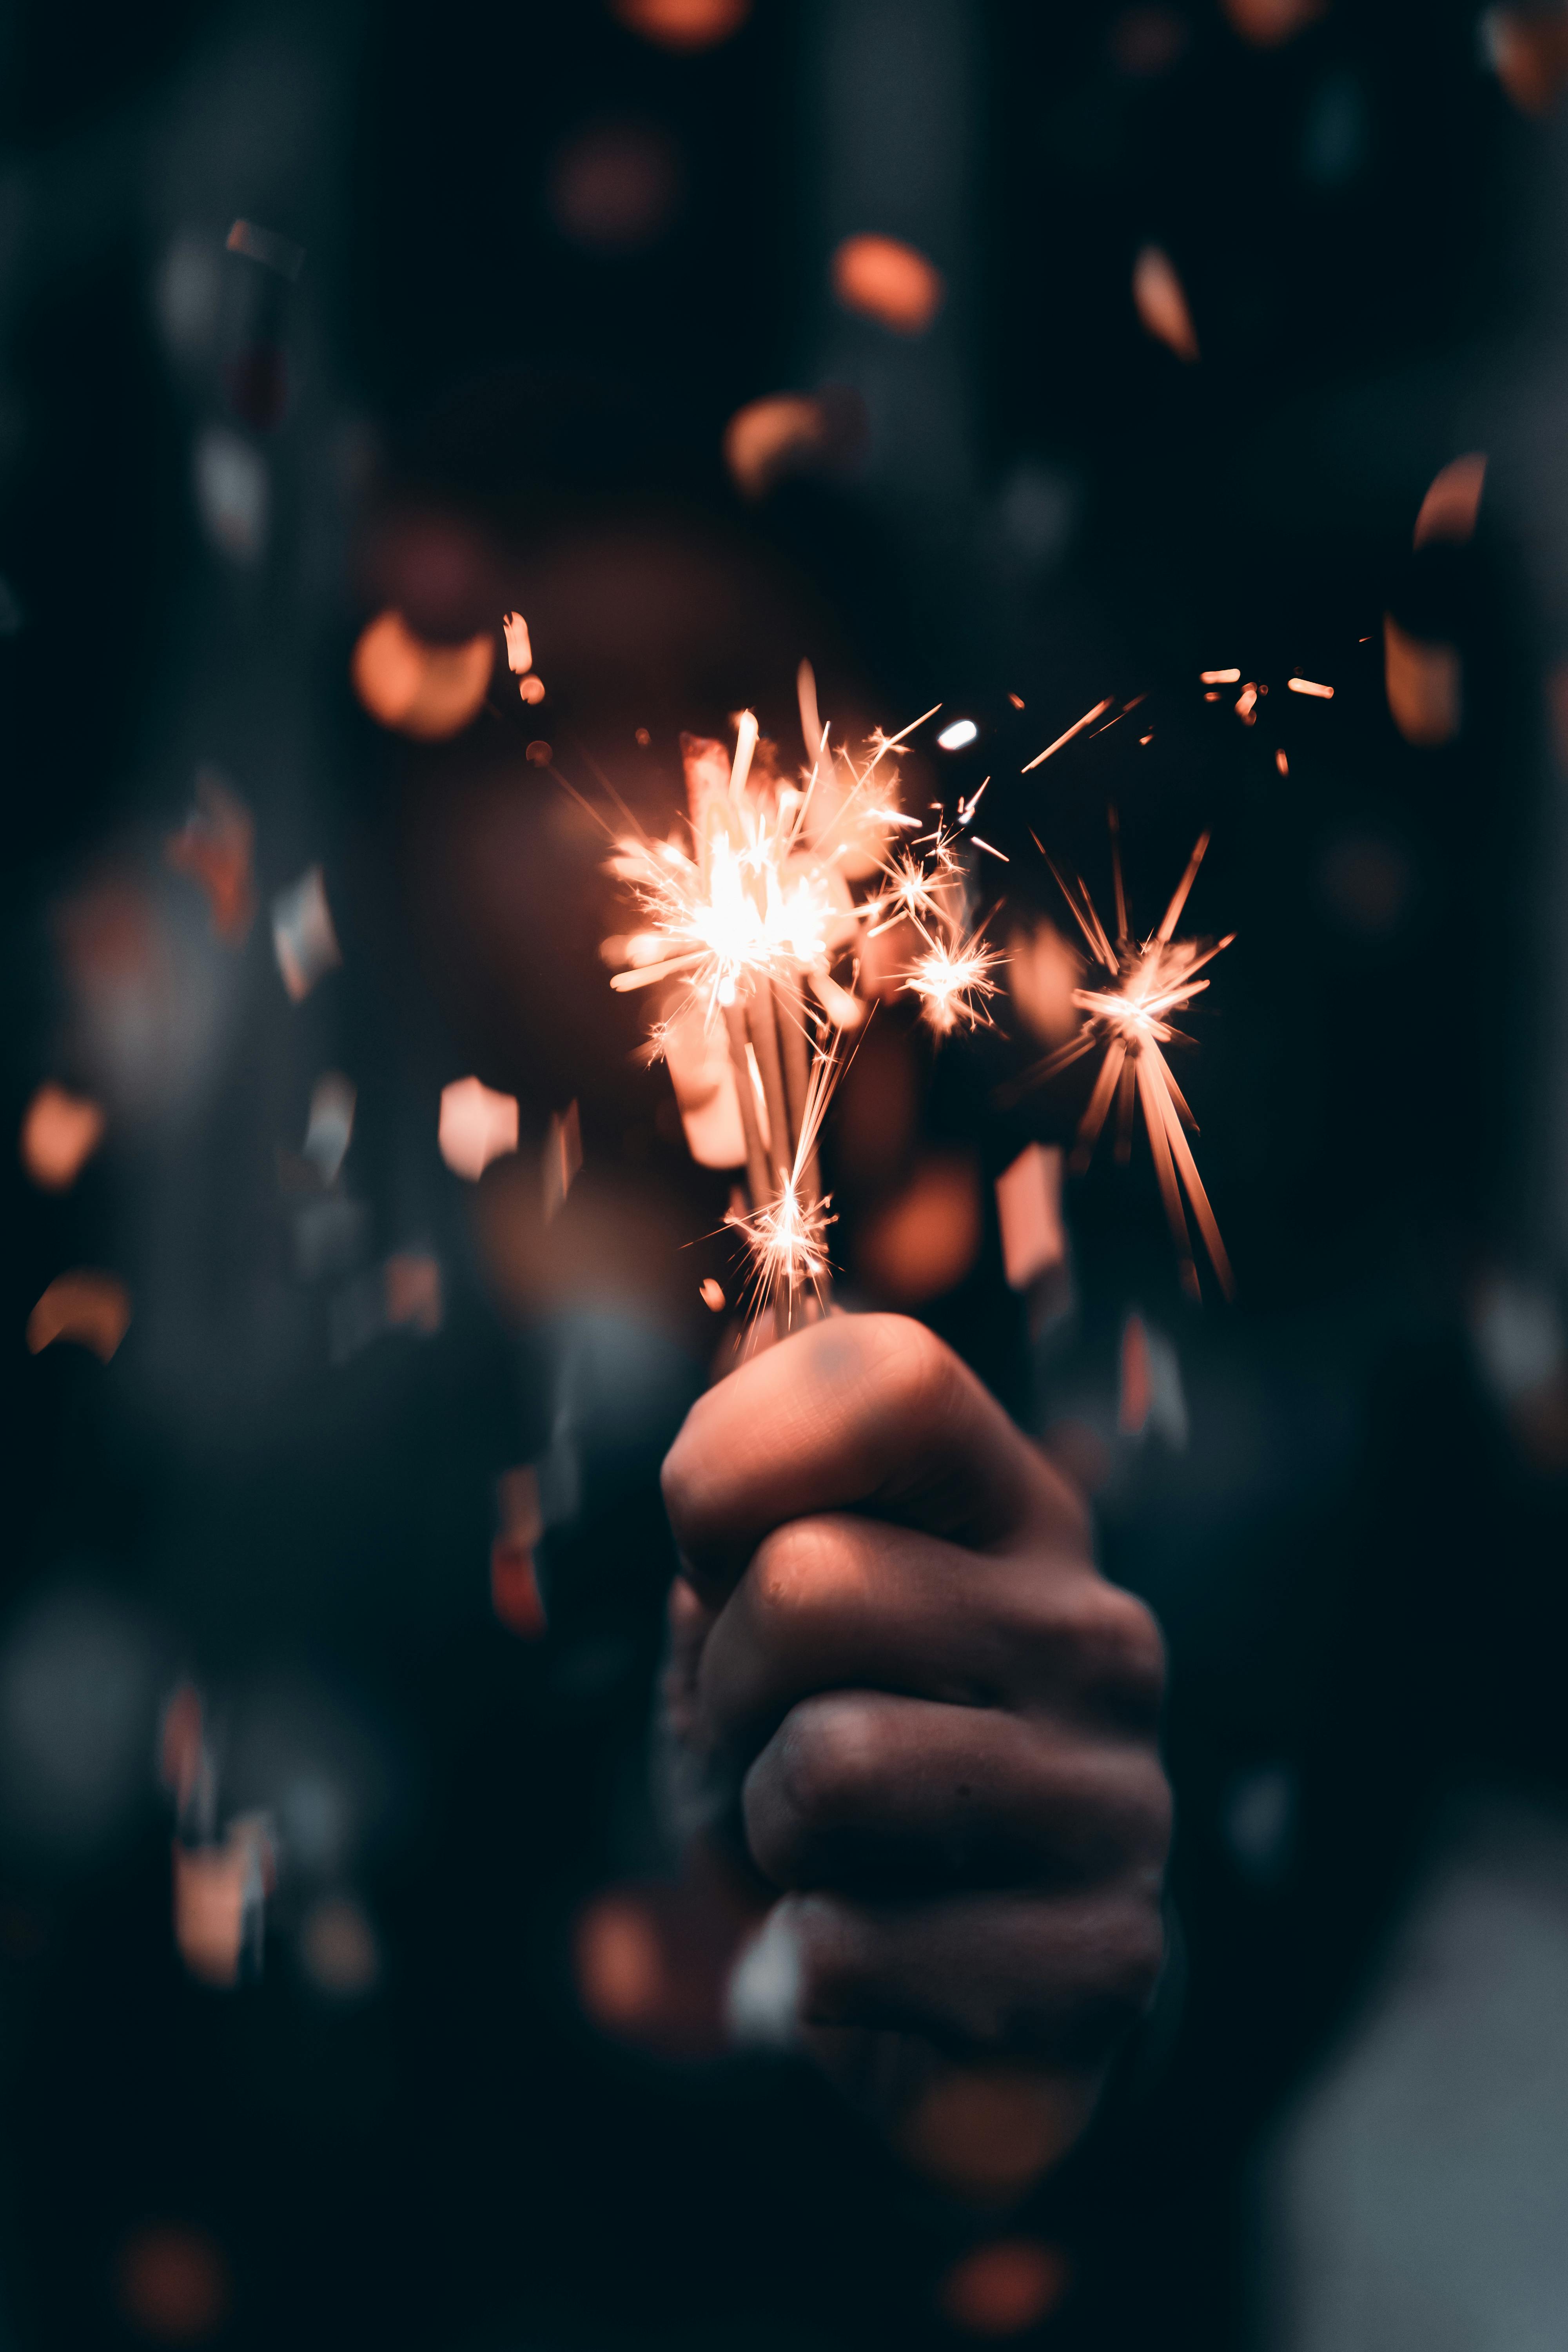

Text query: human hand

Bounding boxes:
[658,1314,1170,2139]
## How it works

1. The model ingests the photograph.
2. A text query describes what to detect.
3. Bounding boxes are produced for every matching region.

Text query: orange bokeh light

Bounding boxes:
[857,1152,982,1303]
[350,609,492,741]
[1414,451,1486,549]
[940,2240,1071,2336]
[26,1269,131,1361]
[831,234,946,336]
[611,0,750,51]
[116,2224,231,2345]
[1132,243,1199,362]
[1221,0,1326,45]
[19,1082,105,1192]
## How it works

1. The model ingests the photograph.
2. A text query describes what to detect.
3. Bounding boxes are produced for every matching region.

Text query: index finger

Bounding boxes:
[661,1313,1085,1604]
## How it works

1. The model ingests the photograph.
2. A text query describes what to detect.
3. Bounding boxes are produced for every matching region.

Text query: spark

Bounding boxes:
[725,1039,841,1327]
[902,917,1003,1036]
[1201,667,1241,684]
[1022,696,1114,771]
[936,717,978,750]
[1016,815,1234,1301]
[1287,675,1333,699]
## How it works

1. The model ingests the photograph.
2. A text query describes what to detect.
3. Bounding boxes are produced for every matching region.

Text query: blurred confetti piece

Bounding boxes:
[271,866,342,1002]
[159,1682,214,1831]
[899,2067,1094,2199]
[20,1082,105,1192]
[662,1000,746,1168]
[384,1252,443,1334]
[857,1152,983,1304]
[1112,7,1192,76]
[502,608,547,705]
[302,1072,355,1185]
[439,1076,519,1181]
[194,426,267,563]
[116,2225,231,2346]
[700,1276,726,1312]
[939,2240,1071,2336]
[831,233,946,336]
[1221,0,1325,43]
[1119,1312,1152,1436]
[1132,243,1199,361]
[1384,613,1461,746]
[1413,451,1486,548]
[27,1270,131,1361]
[165,768,255,943]
[724,393,831,499]
[1120,1310,1189,1448]
[1007,920,1082,1045]
[298,1893,381,1998]
[543,1101,583,1224]
[502,610,533,673]
[173,1815,272,1987]
[492,1464,547,1638]
[576,1892,665,2030]
[351,609,492,741]
[225,216,304,279]
[612,0,750,45]
[724,387,866,500]
[995,1144,1066,1292]
[549,120,682,252]
[1481,7,1568,114]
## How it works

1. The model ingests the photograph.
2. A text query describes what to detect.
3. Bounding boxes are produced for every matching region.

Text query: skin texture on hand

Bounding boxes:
[659,1314,1171,2138]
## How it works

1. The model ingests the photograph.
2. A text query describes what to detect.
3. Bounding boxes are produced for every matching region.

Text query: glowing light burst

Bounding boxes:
[725,1040,842,1328]
[1022,818,1235,1301]
[902,919,1003,1036]
[603,691,959,1332]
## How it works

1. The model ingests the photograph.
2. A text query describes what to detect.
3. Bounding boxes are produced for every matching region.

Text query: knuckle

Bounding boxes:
[747,1518,836,1629]
[1018,1577,1165,1715]
[769,1696,876,1833]
[864,1312,964,1436]
[1097,1893,1166,2024]
[659,1412,709,1542]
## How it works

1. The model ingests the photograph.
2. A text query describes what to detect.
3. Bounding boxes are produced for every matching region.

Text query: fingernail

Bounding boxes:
[725,1895,803,2050]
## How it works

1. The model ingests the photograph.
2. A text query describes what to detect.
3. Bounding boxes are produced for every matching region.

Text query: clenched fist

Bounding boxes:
[658,1314,1171,2141]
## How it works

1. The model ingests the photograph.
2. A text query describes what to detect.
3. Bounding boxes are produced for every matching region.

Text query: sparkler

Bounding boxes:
[1018,814,1235,1302]
[600,667,978,1333]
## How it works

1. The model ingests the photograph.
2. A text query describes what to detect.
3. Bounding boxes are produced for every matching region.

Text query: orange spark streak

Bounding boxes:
[1021,697,1114,772]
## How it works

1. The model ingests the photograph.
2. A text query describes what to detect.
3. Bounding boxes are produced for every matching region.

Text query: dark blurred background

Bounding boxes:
[6,1,1568,2345]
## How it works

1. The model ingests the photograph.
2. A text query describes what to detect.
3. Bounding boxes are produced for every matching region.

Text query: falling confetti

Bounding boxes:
[19,1083,105,1193]
[439,1078,520,1181]
[1414,453,1487,549]
[271,866,342,1002]
[831,233,946,336]
[1132,244,1199,362]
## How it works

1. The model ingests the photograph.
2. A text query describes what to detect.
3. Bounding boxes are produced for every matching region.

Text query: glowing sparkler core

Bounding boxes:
[1025,818,1235,1301]
[605,688,959,1332]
